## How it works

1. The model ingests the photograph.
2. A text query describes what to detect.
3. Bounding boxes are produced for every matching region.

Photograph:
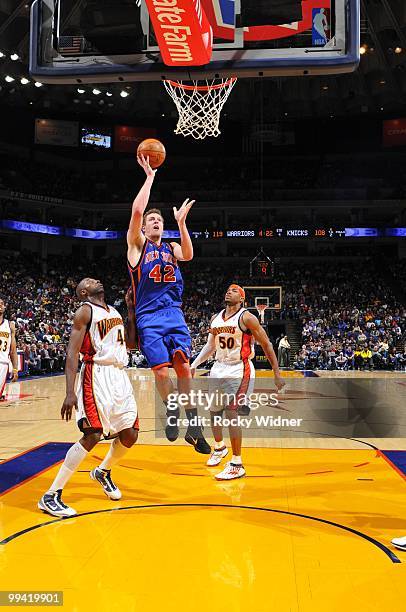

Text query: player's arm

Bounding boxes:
[9,322,18,382]
[127,155,157,264]
[61,304,91,422]
[190,315,216,374]
[170,198,195,261]
[241,311,285,391]
[124,287,137,350]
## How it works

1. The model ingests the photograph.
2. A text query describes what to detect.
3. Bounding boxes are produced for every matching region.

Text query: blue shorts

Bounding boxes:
[136,307,191,369]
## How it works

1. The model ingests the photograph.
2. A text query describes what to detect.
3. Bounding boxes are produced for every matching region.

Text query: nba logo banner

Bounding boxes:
[312,8,331,46]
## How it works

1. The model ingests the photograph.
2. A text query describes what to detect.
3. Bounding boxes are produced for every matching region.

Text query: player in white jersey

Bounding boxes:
[0,297,18,401]
[38,278,138,518]
[191,284,285,480]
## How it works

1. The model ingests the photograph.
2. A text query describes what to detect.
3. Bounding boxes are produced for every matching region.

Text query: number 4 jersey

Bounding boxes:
[80,302,128,368]
[128,239,183,318]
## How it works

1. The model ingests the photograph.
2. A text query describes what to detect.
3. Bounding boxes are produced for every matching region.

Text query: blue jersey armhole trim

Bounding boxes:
[128,239,148,271]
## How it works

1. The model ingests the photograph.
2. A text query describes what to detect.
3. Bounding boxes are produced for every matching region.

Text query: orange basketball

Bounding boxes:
[137,138,166,169]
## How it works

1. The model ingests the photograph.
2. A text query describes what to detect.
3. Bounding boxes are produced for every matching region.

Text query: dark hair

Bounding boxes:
[143,208,163,225]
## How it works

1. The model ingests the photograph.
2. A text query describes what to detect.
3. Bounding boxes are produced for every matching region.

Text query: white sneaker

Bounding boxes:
[90,467,122,500]
[38,490,76,517]
[215,462,246,481]
[391,536,406,551]
[207,446,228,467]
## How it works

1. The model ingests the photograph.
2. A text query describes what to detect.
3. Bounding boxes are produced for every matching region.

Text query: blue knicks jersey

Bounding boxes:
[128,239,184,318]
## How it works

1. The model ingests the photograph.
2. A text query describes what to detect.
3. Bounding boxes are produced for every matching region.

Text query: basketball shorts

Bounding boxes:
[136,307,191,369]
[208,360,255,412]
[0,362,8,397]
[76,362,138,437]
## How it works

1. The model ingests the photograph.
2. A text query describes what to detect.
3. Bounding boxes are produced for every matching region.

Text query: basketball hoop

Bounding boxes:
[256,304,268,325]
[163,77,237,140]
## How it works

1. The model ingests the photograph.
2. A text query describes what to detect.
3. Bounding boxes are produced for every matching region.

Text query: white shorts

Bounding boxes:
[76,362,138,437]
[208,360,255,412]
[0,362,8,397]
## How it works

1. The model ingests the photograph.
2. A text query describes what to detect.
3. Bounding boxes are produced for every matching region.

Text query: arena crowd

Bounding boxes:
[0,253,404,375]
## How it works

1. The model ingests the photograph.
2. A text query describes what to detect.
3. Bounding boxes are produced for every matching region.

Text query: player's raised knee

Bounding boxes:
[119,427,138,448]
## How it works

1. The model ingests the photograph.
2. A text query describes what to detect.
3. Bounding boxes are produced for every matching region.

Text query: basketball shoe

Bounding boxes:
[392,536,406,551]
[165,404,179,442]
[185,428,211,454]
[215,462,246,481]
[207,446,228,466]
[38,490,76,517]
[90,467,122,500]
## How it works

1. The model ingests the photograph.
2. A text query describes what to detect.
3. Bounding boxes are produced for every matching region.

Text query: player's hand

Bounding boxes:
[125,286,135,310]
[190,367,196,378]
[61,393,78,421]
[274,376,286,392]
[173,198,195,225]
[12,369,18,382]
[137,153,156,178]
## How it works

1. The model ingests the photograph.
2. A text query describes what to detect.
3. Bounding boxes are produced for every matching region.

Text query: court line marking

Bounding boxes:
[378,450,406,482]
[0,503,401,563]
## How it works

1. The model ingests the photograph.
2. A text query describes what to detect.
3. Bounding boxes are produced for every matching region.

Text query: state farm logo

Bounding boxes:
[387,129,406,136]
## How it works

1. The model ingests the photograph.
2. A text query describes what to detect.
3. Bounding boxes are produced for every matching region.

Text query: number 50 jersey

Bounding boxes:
[128,239,184,318]
[80,302,128,367]
[210,308,255,365]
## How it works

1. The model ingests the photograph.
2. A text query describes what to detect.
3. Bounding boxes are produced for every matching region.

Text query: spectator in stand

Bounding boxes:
[27,344,42,375]
[278,335,291,368]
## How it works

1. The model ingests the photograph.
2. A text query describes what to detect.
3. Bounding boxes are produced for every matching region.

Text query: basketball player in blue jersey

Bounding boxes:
[127,154,210,454]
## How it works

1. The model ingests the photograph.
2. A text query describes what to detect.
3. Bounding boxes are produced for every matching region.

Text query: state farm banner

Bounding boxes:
[114,126,157,153]
[144,0,213,66]
[35,119,79,147]
[383,118,406,148]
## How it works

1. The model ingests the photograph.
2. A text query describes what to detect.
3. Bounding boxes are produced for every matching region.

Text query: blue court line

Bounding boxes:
[382,451,406,477]
[0,442,72,495]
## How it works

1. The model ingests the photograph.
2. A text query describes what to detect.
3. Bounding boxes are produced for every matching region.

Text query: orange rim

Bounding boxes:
[163,77,237,91]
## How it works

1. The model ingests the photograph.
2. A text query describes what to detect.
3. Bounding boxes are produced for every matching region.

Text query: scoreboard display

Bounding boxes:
[190,227,406,240]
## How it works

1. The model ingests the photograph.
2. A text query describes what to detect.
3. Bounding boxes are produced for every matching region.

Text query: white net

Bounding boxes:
[255,297,269,324]
[256,305,268,325]
[163,78,237,140]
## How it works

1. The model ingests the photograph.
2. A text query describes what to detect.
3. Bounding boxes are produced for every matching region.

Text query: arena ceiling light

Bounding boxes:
[0,52,5,58]
[106,91,113,97]
[20,77,29,85]
[360,44,367,55]
[120,90,129,97]
[10,53,19,61]
[395,47,403,54]
[77,88,85,93]
[34,81,43,87]
[92,88,101,95]
[5,75,14,82]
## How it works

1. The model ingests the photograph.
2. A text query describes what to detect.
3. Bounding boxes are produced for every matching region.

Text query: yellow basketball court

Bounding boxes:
[1,370,405,611]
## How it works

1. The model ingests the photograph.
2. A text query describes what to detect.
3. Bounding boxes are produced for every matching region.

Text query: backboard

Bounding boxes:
[243,286,283,317]
[30,0,360,83]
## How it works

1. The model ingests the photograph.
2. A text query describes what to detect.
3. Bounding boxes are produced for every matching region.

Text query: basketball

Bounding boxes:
[137,138,166,169]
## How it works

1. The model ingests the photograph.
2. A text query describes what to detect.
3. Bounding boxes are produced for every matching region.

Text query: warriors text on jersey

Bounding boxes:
[128,239,183,318]
[210,308,255,365]
[80,302,128,368]
[0,319,11,365]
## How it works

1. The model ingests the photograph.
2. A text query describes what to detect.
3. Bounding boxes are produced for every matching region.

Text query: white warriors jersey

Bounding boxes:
[0,319,11,365]
[80,302,128,368]
[209,308,255,365]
